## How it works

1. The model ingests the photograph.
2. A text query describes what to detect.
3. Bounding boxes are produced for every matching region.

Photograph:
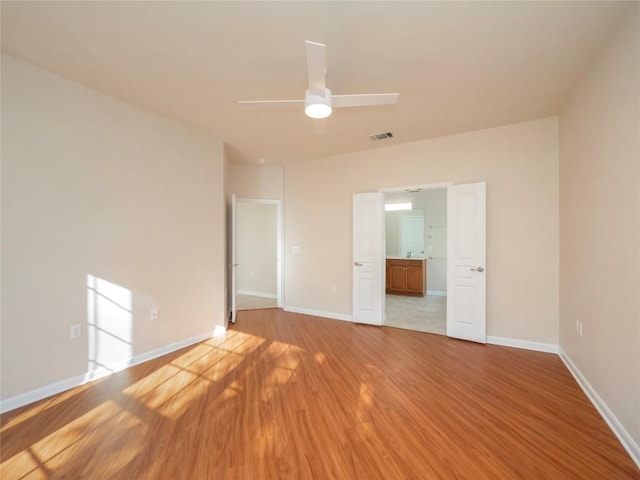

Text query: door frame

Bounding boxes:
[379,182,452,327]
[231,198,283,321]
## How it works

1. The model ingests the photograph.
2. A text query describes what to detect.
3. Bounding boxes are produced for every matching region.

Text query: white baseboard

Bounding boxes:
[0,331,218,414]
[284,305,352,322]
[426,290,447,296]
[486,335,559,353]
[237,290,277,299]
[559,348,640,469]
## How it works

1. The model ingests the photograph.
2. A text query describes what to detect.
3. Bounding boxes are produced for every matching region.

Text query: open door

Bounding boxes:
[352,192,384,325]
[446,182,486,343]
[230,194,238,323]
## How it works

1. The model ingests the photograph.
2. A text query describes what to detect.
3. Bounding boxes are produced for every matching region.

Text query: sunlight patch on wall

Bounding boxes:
[86,275,133,374]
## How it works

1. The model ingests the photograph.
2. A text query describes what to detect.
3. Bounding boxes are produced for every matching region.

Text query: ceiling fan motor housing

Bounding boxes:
[305,88,332,119]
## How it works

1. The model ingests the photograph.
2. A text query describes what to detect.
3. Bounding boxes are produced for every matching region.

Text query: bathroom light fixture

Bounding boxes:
[385,202,412,211]
[305,88,332,119]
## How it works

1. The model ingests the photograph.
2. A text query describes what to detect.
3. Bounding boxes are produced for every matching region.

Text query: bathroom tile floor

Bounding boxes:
[385,294,446,335]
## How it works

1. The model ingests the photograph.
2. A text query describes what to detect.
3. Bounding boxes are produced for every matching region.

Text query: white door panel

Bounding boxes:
[353,192,384,325]
[447,183,486,343]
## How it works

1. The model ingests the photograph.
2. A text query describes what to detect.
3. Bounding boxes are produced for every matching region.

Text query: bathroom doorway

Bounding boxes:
[383,187,447,335]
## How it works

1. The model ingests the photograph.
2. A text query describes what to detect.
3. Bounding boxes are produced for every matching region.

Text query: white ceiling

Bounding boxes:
[1,1,631,164]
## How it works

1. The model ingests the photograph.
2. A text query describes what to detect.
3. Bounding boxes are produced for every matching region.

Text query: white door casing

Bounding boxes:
[230,194,238,323]
[353,192,384,325]
[230,198,283,323]
[446,182,487,343]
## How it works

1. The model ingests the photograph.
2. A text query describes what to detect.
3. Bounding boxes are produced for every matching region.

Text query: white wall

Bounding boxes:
[236,202,277,297]
[284,117,559,344]
[559,4,640,449]
[1,55,226,402]
[228,164,283,199]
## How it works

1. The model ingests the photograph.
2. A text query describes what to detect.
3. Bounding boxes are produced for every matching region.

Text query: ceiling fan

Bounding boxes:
[238,41,400,119]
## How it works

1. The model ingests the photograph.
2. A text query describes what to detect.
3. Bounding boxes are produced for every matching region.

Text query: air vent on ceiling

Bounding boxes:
[369,131,394,141]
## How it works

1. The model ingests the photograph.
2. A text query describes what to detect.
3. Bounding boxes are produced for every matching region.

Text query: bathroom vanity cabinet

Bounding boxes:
[385,258,426,296]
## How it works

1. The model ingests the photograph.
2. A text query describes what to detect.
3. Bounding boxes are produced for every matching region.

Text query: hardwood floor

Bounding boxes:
[2,309,638,479]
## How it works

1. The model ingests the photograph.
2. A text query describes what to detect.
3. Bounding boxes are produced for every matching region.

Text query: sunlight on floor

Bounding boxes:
[1,327,310,479]
[258,341,302,402]
[122,331,267,420]
[3,400,145,479]
[0,379,109,434]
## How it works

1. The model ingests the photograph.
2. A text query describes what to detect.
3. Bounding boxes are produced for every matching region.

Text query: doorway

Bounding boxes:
[233,198,282,316]
[383,187,447,335]
[352,182,486,342]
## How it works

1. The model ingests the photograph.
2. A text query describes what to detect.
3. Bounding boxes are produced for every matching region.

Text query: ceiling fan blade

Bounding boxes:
[332,93,400,108]
[238,99,304,105]
[305,40,326,94]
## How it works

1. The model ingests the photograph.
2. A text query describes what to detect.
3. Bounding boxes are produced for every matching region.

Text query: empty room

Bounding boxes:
[1,1,639,478]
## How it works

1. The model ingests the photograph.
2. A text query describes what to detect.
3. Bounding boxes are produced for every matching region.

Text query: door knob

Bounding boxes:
[471,266,484,272]
[354,262,363,267]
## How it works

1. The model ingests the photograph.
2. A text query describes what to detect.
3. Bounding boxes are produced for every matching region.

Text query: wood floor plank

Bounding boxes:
[2,308,638,479]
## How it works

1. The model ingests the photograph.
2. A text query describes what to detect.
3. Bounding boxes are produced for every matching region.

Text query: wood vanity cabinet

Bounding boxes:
[385,259,426,296]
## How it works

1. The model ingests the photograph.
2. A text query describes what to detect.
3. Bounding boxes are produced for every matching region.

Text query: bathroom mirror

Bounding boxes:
[385,209,425,258]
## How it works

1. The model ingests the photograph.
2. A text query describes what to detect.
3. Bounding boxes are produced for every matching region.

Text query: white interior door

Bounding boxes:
[446,182,486,342]
[353,192,384,325]
[230,194,238,323]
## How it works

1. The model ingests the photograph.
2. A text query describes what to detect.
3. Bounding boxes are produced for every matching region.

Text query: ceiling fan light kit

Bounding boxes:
[239,41,399,121]
[305,88,332,119]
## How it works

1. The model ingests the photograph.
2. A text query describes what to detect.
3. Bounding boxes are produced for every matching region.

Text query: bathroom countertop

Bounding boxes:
[386,256,426,260]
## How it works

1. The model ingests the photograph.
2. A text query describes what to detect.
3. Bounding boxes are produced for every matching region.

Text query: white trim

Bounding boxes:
[559,348,640,469]
[0,331,217,414]
[426,290,447,297]
[284,305,353,322]
[486,335,559,353]
[379,182,453,193]
[237,290,277,299]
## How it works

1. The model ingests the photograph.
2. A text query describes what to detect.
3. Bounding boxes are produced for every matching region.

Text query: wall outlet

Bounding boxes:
[330,285,337,294]
[150,308,159,321]
[70,324,81,339]
[292,246,301,254]
[576,320,583,336]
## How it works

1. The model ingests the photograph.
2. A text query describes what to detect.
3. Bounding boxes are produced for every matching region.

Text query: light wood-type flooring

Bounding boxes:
[2,309,638,479]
